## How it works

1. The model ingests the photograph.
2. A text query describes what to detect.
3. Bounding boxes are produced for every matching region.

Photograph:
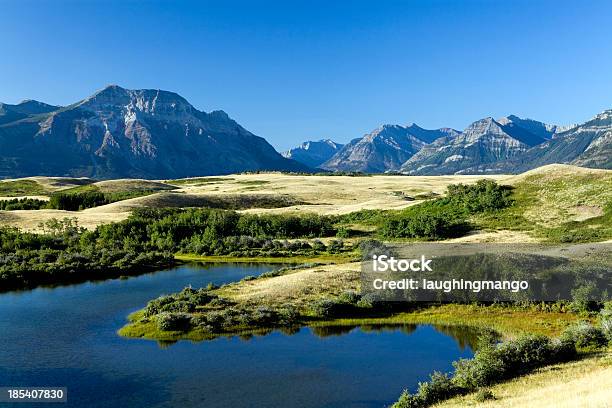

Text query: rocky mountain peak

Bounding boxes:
[282,138,344,168]
[591,109,612,124]
[78,85,196,119]
[0,86,309,179]
[463,117,506,139]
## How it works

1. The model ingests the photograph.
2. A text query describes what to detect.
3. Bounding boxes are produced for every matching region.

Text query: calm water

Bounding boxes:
[0,263,475,407]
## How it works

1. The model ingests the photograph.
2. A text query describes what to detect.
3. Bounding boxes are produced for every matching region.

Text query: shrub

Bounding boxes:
[452,347,505,389]
[474,388,495,402]
[358,239,391,259]
[156,312,192,331]
[570,282,600,313]
[391,390,422,408]
[251,306,277,325]
[600,306,612,343]
[310,299,339,318]
[356,297,374,309]
[327,239,344,253]
[550,337,577,361]
[144,295,176,317]
[338,290,361,305]
[311,239,326,252]
[561,321,607,350]
[393,333,581,408]
[336,227,350,238]
[416,372,458,405]
[205,311,226,330]
[277,306,299,325]
[164,300,196,313]
[453,335,557,390]
[445,179,513,214]
[379,202,467,240]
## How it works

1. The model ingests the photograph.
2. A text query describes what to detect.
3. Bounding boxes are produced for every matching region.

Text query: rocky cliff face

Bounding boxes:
[281,139,343,168]
[399,117,532,175]
[478,110,612,173]
[0,85,309,179]
[320,124,457,173]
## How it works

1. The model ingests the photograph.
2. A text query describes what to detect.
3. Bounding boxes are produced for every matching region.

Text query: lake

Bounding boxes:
[0,263,475,407]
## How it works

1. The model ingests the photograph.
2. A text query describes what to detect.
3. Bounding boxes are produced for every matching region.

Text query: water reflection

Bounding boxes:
[0,263,477,408]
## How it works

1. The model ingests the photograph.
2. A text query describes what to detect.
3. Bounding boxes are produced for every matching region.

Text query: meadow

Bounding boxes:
[1,164,611,407]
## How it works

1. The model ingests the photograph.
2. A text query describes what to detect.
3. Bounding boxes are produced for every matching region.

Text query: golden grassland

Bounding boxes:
[3,165,609,405]
[0,171,511,231]
[0,165,609,242]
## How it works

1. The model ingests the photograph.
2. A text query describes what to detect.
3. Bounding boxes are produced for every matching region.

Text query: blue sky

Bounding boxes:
[2,0,612,151]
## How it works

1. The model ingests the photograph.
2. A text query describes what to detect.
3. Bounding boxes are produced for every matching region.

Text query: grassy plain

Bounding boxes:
[1,165,609,243]
[0,172,510,231]
[4,165,609,406]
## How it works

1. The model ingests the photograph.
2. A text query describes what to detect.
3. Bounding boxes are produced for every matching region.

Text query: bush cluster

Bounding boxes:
[392,334,578,408]
[600,303,612,343]
[0,198,48,210]
[308,291,377,318]
[46,188,157,211]
[379,201,467,240]
[380,180,512,240]
[143,286,303,333]
[48,190,107,211]
[560,321,608,350]
[1,207,342,291]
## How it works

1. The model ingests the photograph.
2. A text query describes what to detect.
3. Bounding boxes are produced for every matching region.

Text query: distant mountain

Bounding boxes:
[1,87,609,177]
[403,123,460,143]
[282,139,343,168]
[0,85,309,179]
[321,124,459,173]
[496,115,564,142]
[476,110,612,173]
[321,125,425,173]
[400,117,536,175]
[0,100,60,125]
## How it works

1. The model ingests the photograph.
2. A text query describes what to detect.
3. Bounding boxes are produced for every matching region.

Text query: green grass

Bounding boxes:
[319,304,584,339]
[118,309,285,342]
[119,303,583,342]
[474,173,612,242]
[56,184,100,194]
[0,180,47,196]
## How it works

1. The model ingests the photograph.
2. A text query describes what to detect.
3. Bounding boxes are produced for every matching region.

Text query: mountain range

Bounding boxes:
[0,85,307,179]
[281,139,343,168]
[287,112,609,175]
[1,85,610,179]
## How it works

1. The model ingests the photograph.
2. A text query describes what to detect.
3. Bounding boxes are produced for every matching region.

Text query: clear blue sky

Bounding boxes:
[2,0,612,151]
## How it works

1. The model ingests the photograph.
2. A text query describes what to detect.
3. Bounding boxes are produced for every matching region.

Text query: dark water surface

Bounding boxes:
[0,263,474,407]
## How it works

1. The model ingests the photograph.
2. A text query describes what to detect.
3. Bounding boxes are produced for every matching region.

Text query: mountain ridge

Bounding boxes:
[1,85,610,177]
[0,85,310,179]
[281,139,343,168]
[320,124,459,173]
